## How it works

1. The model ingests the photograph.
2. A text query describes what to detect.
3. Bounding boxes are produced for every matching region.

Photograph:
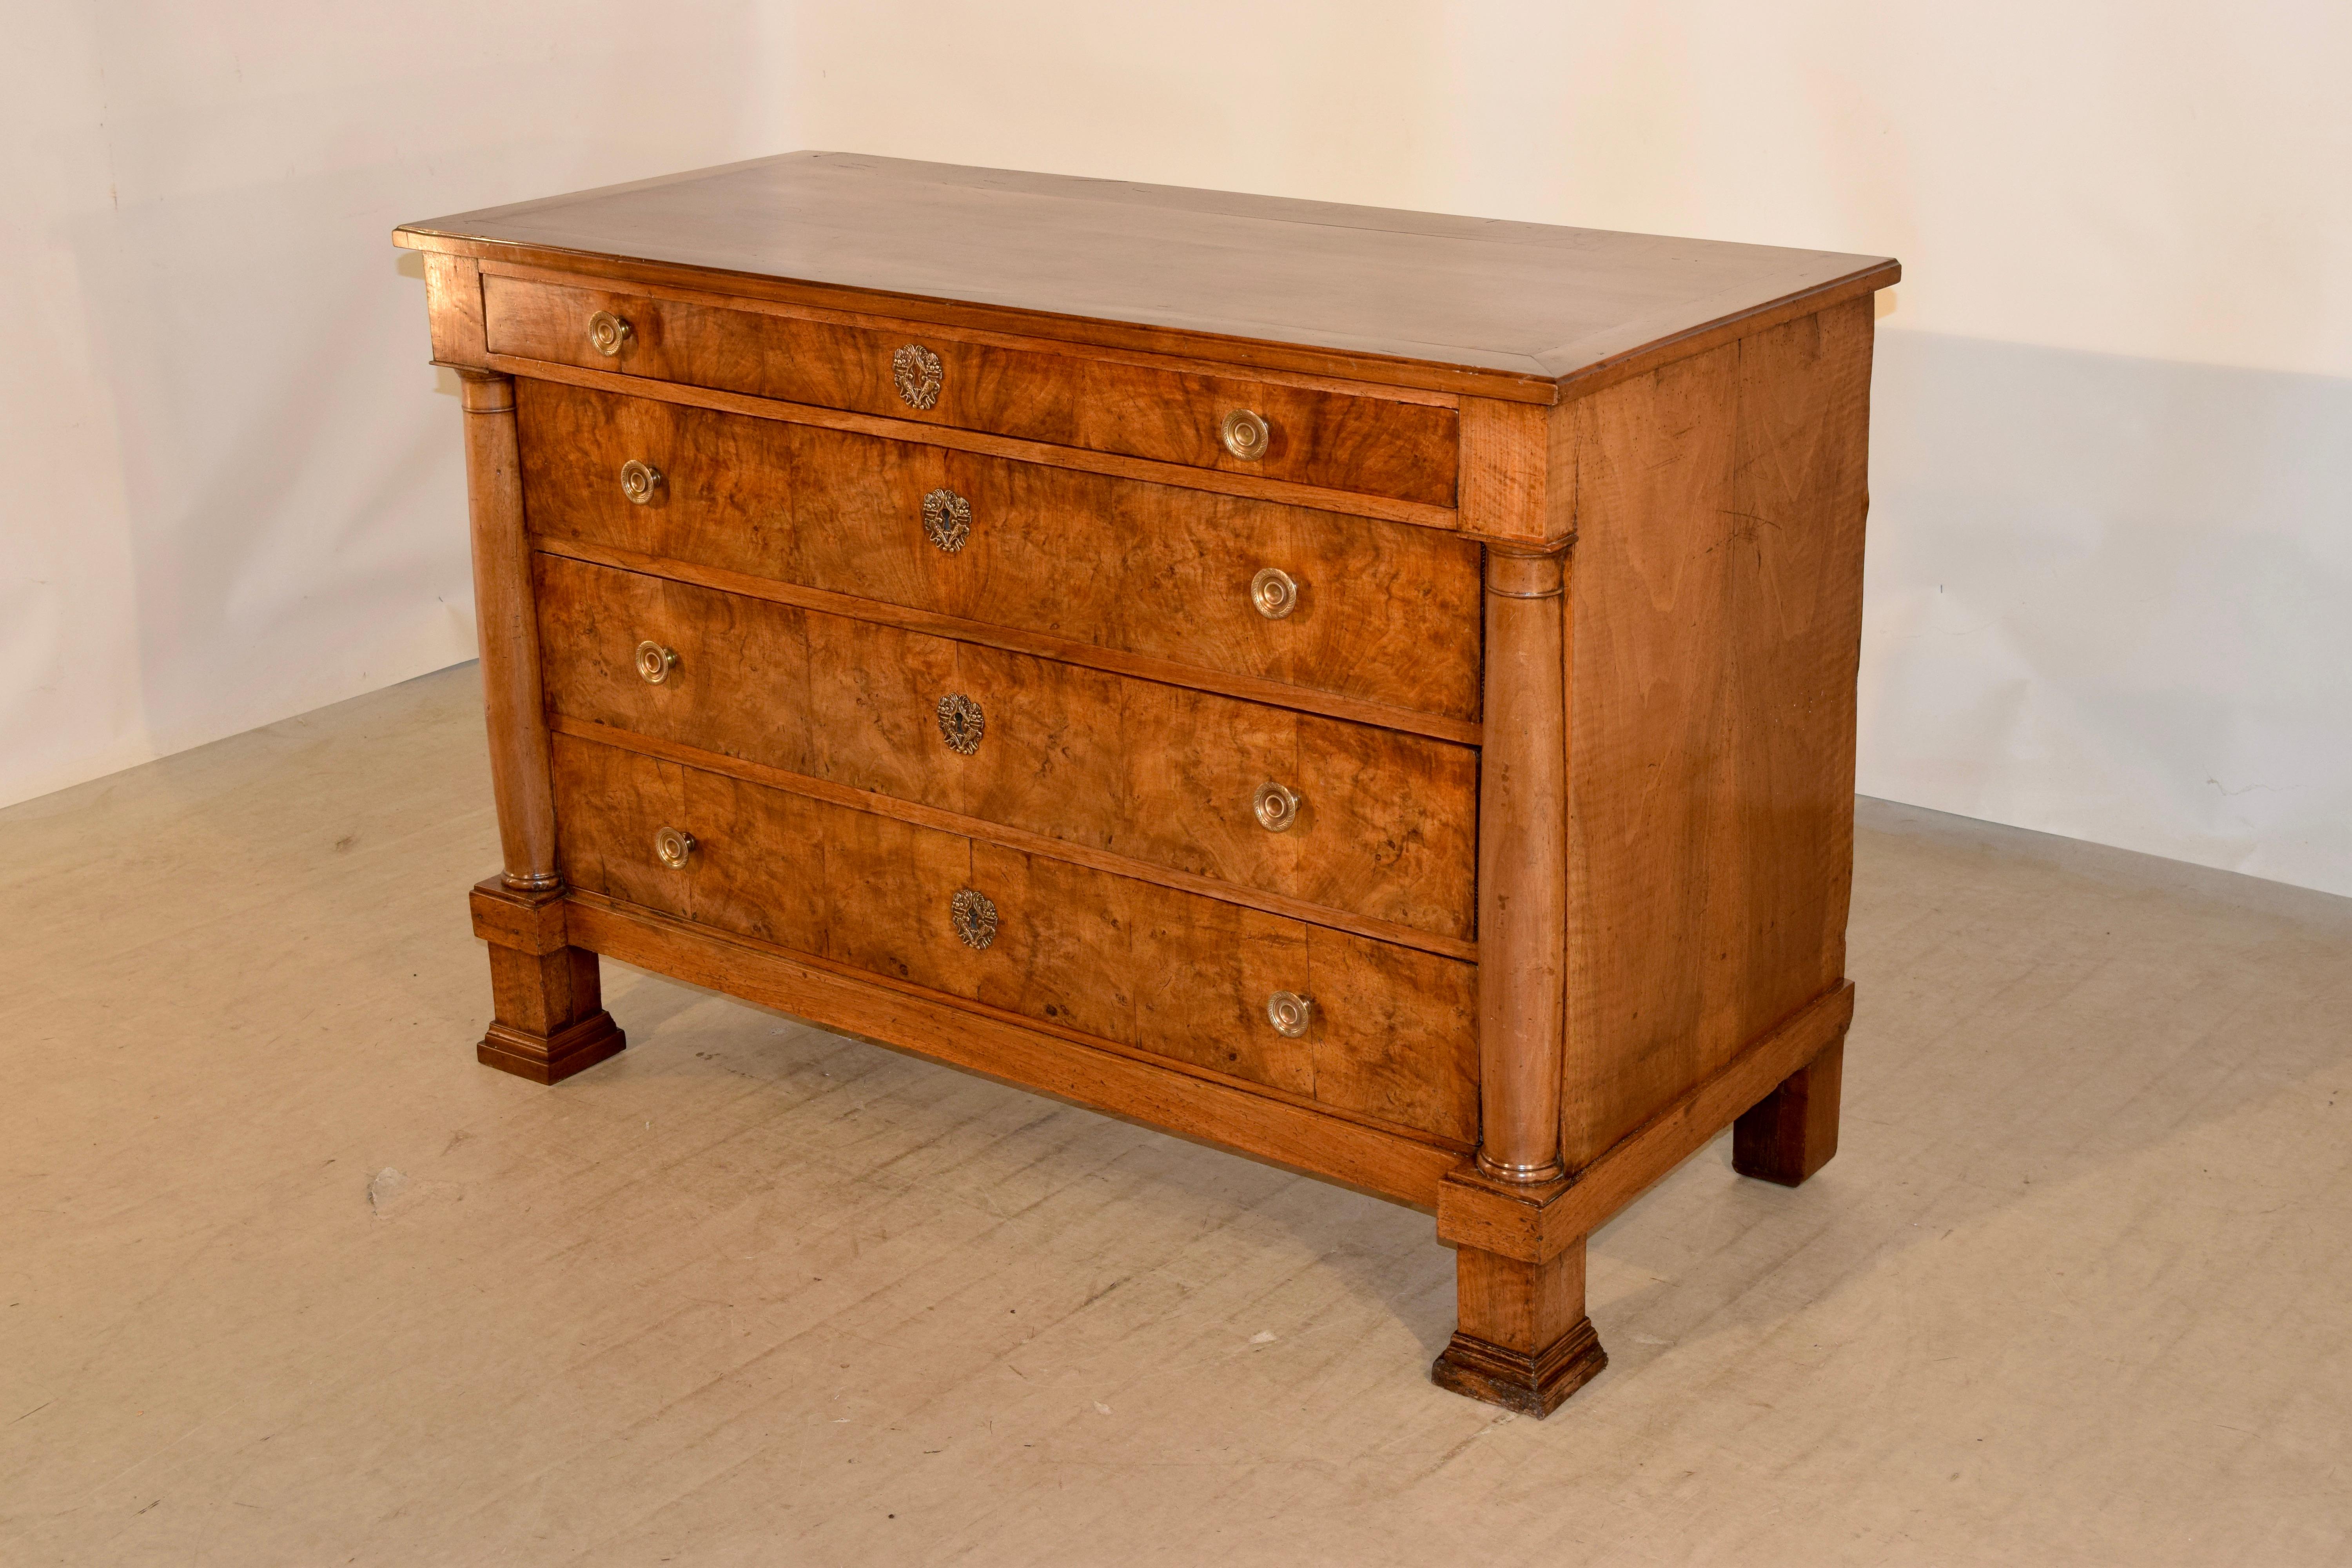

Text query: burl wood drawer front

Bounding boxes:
[550,733,1479,1142]
[518,381,1484,724]
[484,274,1459,506]
[536,555,1477,940]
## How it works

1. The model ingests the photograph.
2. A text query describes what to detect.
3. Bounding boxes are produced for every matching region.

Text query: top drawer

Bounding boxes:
[481,272,1460,508]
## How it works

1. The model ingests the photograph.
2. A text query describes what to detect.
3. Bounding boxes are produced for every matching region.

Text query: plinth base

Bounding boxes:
[1431,1317,1608,1417]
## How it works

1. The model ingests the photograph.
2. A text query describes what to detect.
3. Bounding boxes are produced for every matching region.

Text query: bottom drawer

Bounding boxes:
[551,733,1477,1143]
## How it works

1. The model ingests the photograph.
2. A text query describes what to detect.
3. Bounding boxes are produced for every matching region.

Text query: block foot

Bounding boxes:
[469,877,626,1085]
[1733,1033,1844,1186]
[1429,1237,1607,1417]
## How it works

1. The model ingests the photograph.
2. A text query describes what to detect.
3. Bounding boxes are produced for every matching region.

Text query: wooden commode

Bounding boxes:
[395,153,1898,1416]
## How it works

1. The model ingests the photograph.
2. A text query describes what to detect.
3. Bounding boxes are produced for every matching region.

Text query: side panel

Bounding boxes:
[1555,298,1874,1169]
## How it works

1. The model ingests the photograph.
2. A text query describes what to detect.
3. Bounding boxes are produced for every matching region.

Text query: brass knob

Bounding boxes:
[654,827,696,869]
[588,311,633,356]
[1220,408,1272,461]
[634,641,677,685]
[1267,991,1314,1038]
[1250,567,1299,619]
[921,487,972,553]
[1252,782,1302,832]
[950,887,998,950]
[893,343,944,410]
[936,693,985,755]
[620,459,662,505]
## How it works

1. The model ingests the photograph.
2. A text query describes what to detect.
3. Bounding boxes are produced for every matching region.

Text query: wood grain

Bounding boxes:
[1474,538,1572,1182]
[486,273,1459,506]
[561,893,1465,1207]
[395,151,1898,400]
[467,871,572,954]
[488,258,1464,405]
[547,715,1478,962]
[1429,1240,1606,1417]
[1555,299,1874,1169]
[534,553,1478,938]
[468,878,624,1083]
[424,253,486,368]
[1453,1235,1583,1358]
[517,379,1485,724]
[494,353,1459,531]
[536,534,1481,748]
[548,733,1480,1142]
[1457,398,1554,544]
[459,370,557,891]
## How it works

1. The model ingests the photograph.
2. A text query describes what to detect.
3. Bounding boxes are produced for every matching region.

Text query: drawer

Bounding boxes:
[536,555,1477,941]
[550,733,1479,1142]
[517,381,1484,725]
[485,273,1459,508]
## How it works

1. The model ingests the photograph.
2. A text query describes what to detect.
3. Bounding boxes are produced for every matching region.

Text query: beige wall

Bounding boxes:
[796,0,2351,377]
[0,3,797,804]
[784,0,2352,893]
[7,2,2348,892]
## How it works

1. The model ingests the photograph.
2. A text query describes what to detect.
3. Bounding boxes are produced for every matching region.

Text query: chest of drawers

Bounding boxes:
[396,154,1896,1417]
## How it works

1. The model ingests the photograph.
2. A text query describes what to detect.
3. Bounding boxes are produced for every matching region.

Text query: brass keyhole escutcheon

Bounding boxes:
[1250,567,1299,620]
[654,826,697,869]
[950,887,998,950]
[1252,782,1302,832]
[635,641,677,685]
[587,311,633,356]
[922,487,972,553]
[1267,991,1314,1038]
[893,343,944,410]
[1220,408,1271,461]
[936,692,985,755]
[620,459,662,505]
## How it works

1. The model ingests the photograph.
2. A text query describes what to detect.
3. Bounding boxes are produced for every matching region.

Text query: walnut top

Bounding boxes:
[397,152,1896,401]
